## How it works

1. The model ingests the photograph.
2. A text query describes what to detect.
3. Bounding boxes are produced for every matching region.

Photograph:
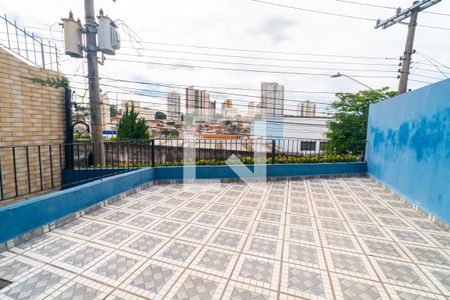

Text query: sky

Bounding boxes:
[1,0,449,116]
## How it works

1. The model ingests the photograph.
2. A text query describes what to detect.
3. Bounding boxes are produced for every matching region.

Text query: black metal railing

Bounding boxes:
[0,138,362,202]
[0,14,60,71]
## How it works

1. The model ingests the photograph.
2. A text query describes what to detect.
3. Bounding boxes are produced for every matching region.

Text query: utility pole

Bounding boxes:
[398,6,419,94]
[84,0,103,165]
[375,0,442,95]
[62,1,119,166]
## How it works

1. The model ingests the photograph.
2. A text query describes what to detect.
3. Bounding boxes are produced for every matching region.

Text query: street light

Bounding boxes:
[331,73,390,99]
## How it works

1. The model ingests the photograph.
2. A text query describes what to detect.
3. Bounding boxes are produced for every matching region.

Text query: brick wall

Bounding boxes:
[0,48,66,202]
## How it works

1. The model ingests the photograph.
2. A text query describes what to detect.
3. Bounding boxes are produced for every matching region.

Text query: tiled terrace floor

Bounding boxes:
[0,177,449,299]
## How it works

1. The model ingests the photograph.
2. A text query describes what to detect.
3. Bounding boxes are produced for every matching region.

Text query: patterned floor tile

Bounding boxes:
[222,218,251,232]
[177,224,213,244]
[157,241,199,266]
[150,220,184,236]
[351,224,390,240]
[232,255,279,289]
[6,179,450,300]
[321,232,362,253]
[49,277,112,300]
[420,267,450,296]
[401,245,450,269]
[72,222,111,239]
[85,251,143,286]
[429,234,450,249]
[370,257,437,292]
[194,213,223,227]
[125,215,157,229]
[388,229,431,245]
[191,247,238,277]
[120,260,182,300]
[385,284,447,300]
[376,216,411,228]
[208,204,232,214]
[360,238,410,261]
[100,211,133,223]
[288,214,313,228]
[125,201,152,212]
[167,271,227,300]
[169,209,198,222]
[146,205,173,216]
[125,233,167,256]
[54,243,110,273]
[210,230,246,251]
[253,222,281,238]
[0,256,40,282]
[317,219,351,234]
[281,263,332,299]
[287,227,319,246]
[28,237,81,261]
[222,281,277,300]
[98,227,137,246]
[184,200,208,210]
[0,267,73,300]
[331,274,389,300]
[245,236,281,259]
[324,249,377,280]
[284,242,325,269]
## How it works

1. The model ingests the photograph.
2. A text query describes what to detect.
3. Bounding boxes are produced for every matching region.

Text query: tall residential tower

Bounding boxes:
[260,82,284,117]
[167,91,181,120]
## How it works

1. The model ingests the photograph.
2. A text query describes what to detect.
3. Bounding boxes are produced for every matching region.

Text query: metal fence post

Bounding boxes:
[64,88,74,170]
[151,139,155,167]
[271,140,276,164]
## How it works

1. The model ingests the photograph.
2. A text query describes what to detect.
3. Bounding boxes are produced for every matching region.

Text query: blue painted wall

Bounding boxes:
[156,163,367,181]
[0,168,155,244]
[62,169,130,188]
[366,79,450,224]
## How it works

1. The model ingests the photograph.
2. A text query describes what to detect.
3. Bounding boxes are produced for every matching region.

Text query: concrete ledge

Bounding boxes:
[62,168,129,188]
[0,162,365,245]
[155,162,367,180]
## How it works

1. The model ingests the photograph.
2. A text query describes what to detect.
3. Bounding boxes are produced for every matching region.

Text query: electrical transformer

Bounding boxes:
[62,13,83,58]
[98,15,121,55]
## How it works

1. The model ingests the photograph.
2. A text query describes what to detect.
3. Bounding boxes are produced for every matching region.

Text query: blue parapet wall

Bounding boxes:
[366,79,450,224]
[0,162,365,244]
[0,168,155,244]
[156,163,367,181]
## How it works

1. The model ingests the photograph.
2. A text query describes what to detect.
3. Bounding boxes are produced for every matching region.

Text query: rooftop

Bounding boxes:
[0,177,449,299]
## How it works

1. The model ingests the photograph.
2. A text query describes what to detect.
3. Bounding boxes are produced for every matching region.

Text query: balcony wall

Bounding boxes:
[366,79,450,224]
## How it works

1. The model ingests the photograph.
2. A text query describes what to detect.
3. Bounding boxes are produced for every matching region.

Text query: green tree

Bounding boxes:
[155,111,167,120]
[117,104,150,140]
[326,88,396,156]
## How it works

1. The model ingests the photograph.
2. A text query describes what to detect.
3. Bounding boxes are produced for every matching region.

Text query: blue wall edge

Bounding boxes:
[0,163,366,244]
[369,174,449,225]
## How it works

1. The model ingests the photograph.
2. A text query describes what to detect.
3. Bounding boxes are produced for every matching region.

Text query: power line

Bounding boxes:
[105,57,397,79]
[251,0,377,21]
[122,40,396,60]
[252,0,450,30]
[335,0,450,17]
[118,46,399,67]
[115,52,398,74]
[27,25,395,61]
[414,53,448,79]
